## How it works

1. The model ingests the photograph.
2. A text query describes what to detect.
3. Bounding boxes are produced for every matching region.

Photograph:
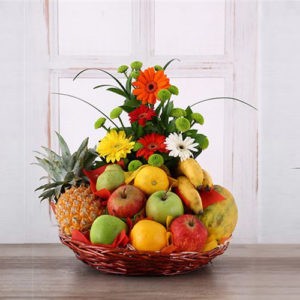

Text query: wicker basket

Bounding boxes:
[59,233,229,275]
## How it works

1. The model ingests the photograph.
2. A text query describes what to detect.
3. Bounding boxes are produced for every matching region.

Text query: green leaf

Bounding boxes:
[35,157,61,181]
[107,87,128,97]
[35,181,64,192]
[64,171,75,183]
[75,137,89,161]
[41,147,61,162]
[93,84,115,90]
[55,132,71,170]
[166,120,176,133]
[73,68,129,97]
[39,189,56,201]
[185,106,193,121]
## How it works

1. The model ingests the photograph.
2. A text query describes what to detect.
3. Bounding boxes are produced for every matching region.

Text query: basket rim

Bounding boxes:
[59,232,230,258]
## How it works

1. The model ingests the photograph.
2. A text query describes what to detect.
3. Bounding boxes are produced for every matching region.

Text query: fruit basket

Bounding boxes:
[35,59,238,276]
[59,232,229,275]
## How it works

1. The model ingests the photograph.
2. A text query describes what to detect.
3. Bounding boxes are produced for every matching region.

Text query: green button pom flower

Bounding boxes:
[170,108,186,118]
[148,154,164,167]
[157,89,171,102]
[128,160,143,172]
[191,112,204,125]
[110,107,123,119]
[94,117,106,129]
[168,85,179,95]
[131,61,143,70]
[175,117,191,132]
[131,70,140,79]
[117,65,128,73]
[133,142,143,151]
[154,65,163,71]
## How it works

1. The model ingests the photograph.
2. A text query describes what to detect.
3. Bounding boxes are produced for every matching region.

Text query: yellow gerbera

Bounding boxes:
[97,130,135,163]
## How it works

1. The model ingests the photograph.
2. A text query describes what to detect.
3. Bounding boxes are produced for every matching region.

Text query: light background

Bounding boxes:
[0,0,299,244]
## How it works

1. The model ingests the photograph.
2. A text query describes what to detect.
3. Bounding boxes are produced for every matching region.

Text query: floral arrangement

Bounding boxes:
[35,59,238,261]
[83,59,209,170]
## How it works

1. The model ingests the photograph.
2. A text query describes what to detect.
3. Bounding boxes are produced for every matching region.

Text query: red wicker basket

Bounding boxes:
[59,233,229,275]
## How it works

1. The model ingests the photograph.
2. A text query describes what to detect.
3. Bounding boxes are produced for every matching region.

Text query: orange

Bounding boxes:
[133,165,169,195]
[130,220,168,252]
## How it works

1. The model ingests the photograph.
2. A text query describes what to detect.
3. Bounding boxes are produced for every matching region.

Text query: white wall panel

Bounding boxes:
[57,0,132,55]
[258,1,300,243]
[154,0,225,55]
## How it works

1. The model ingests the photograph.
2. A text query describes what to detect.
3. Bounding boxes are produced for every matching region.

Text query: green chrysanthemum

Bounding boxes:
[117,65,128,73]
[168,85,179,95]
[131,70,140,79]
[154,65,163,71]
[175,117,191,132]
[128,160,143,172]
[94,117,106,129]
[131,61,143,70]
[170,108,186,118]
[191,112,204,125]
[157,89,171,102]
[110,107,123,119]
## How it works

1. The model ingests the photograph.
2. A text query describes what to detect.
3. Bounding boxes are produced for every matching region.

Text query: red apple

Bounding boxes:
[170,214,208,252]
[107,185,146,218]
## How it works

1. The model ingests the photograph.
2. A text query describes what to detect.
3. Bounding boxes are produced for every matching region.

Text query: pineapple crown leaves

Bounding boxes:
[34,132,98,202]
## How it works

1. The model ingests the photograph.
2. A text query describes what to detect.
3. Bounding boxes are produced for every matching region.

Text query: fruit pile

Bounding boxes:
[35,60,238,254]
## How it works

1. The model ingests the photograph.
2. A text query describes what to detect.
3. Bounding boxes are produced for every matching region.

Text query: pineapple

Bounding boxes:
[34,132,103,236]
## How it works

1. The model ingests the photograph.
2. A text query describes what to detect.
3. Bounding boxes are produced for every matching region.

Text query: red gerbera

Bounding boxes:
[129,105,156,127]
[132,67,171,105]
[136,133,169,160]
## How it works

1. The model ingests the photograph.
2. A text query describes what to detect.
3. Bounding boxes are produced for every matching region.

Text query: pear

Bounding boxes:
[96,169,125,192]
[105,164,123,172]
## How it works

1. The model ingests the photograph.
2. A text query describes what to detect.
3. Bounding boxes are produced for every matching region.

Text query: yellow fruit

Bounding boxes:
[177,158,204,189]
[199,185,238,244]
[203,239,218,252]
[201,169,213,191]
[56,185,102,236]
[130,220,168,251]
[176,176,203,214]
[133,165,169,195]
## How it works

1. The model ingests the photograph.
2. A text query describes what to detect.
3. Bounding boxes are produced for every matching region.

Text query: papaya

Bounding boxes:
[199,185,238,250]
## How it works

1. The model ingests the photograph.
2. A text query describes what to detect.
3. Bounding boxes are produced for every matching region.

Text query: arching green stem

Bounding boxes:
[52,92,119,128]
[73,68,129,97]
[190,97,257,110]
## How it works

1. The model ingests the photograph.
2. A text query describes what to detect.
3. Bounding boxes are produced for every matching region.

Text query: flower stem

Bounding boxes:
[190,97,257,110]
[118,116,126,131]
[53,92,120,128]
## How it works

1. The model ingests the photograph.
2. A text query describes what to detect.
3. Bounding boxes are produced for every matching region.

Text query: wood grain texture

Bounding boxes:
[0,244,299,299]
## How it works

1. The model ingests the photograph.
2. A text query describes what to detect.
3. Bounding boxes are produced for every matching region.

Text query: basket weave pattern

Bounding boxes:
[60,233,229,275]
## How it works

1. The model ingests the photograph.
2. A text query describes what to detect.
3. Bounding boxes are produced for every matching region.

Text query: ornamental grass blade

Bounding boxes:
[93,84,115,90]
[163,58,180,70]
[73,68,129,96]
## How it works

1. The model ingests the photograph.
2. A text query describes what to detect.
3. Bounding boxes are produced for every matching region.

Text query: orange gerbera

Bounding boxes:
[132,67,171,105]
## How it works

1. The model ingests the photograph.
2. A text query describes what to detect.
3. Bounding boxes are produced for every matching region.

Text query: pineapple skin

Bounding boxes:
[55,185,102,236]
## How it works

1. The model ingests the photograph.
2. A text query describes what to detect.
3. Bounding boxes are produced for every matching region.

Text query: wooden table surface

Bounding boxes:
[0,244,299,299]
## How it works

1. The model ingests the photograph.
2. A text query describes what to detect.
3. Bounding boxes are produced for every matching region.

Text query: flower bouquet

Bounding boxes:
[35,60,238,275]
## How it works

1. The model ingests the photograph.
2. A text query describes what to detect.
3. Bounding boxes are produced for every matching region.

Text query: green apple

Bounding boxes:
[146,191,184,225]
[96,170,125,191]
[90,215,128,245]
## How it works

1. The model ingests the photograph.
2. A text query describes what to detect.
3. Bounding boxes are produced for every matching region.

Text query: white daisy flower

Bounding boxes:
[165,133,198,161]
